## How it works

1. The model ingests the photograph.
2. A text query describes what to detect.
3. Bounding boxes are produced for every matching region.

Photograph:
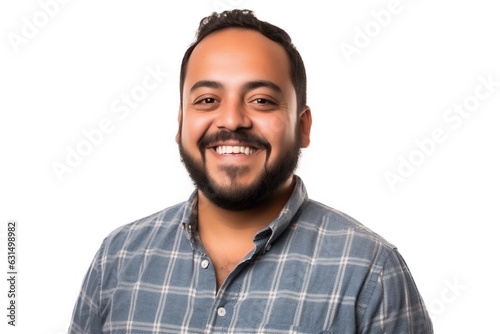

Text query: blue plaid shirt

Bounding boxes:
[70,176,432,333]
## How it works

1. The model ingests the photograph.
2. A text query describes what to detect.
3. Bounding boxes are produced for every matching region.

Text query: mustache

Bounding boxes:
[198,131,271,153]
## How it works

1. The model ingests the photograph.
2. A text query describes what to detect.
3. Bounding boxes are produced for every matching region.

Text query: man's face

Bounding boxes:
[178,28,310,210]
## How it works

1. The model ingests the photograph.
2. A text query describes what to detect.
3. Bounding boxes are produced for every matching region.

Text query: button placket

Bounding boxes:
[262,242,272,255]
[217,307,226,317]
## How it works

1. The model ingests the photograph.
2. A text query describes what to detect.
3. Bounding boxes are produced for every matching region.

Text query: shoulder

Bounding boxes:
[295,200,425,312]
[101,201,189,257]
[296,199,398,266]
[300,199,395,246]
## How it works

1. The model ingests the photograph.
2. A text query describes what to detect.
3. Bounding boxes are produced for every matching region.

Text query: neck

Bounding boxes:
[197,175,296,242]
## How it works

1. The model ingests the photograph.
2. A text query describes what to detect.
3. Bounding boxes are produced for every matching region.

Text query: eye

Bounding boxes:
[196,97,217,104]
[192,97,219,111]
[251,98,275,105]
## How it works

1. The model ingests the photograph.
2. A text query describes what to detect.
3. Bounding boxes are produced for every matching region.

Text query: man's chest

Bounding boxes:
[99,245,364,334]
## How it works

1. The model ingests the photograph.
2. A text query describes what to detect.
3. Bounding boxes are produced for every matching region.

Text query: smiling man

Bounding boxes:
[70,10,433,334]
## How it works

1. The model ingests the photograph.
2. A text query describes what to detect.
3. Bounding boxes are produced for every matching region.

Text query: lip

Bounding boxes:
[205,143,264,161]
[207,140,260,150]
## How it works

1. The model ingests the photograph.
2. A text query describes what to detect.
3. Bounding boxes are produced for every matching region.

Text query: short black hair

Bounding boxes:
[179,9,307,113]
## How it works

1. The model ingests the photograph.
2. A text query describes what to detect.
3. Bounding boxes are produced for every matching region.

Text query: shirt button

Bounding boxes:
[201,259,209,269]
[265,244,272,252]
[217,307,226,317]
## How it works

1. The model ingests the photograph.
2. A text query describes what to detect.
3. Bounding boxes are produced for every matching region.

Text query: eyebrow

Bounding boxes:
[189,80,282,94]
[243,80,282,94]
[190,80,223,93]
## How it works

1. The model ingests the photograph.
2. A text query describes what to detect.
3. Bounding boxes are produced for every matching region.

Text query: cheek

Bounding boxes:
[253,114,296,156]
[181,114,213,153]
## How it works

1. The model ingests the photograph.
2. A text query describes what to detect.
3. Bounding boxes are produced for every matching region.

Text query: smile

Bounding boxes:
[214,145,257,155]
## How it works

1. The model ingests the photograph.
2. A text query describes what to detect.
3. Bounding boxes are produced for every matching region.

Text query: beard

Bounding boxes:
[178,125,301,211]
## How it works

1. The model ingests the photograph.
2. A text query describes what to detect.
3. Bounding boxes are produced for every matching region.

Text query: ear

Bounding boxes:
[299,106,312,148]
[175,106,182,144]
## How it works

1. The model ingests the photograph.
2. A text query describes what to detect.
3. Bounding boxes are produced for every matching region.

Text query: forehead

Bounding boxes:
[184,28,293,91]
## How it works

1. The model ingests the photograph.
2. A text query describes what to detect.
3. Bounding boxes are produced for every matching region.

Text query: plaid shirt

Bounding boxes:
[69,176,432,334]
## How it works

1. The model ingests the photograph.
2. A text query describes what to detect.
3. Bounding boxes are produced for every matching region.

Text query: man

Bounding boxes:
[70,9,433,334]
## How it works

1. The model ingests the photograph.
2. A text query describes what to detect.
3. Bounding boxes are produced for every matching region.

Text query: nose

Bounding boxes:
[214,100,252,131]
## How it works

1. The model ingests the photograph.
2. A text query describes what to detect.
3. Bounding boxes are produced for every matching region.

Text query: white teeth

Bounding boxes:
[215,145,256,155]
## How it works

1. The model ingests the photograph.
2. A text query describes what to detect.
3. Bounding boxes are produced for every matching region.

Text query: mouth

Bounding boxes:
[213,145,258,155]
[199,132,270,159]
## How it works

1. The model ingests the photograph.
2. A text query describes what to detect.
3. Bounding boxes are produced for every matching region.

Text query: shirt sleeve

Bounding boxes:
[68,241,105,334]
[358,248,433,334]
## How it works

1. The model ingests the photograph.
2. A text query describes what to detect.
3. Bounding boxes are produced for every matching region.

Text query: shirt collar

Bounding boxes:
[254,175,308,245]
[181,175,308,245]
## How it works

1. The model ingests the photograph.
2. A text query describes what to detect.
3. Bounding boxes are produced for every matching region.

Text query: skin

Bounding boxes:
[177,28,312,290]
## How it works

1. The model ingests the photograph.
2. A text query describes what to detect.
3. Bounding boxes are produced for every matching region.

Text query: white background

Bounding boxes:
[1,0,499,333]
